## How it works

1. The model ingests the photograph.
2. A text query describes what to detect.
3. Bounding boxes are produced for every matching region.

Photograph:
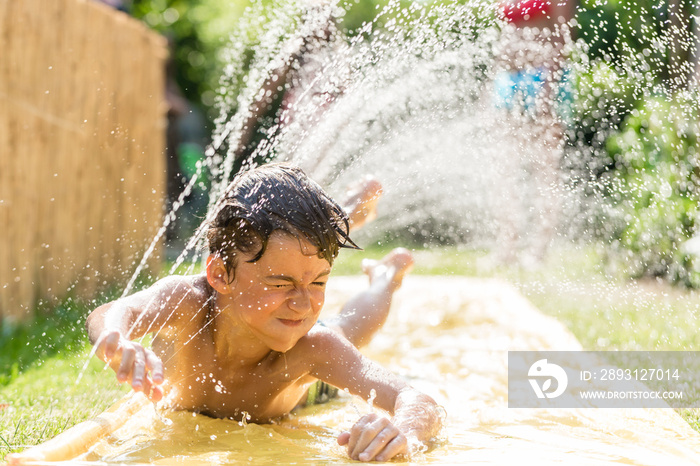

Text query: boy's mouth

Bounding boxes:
[277,318,304,327]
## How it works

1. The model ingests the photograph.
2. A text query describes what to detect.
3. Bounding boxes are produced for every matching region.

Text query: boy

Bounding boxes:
[86,164,442,462]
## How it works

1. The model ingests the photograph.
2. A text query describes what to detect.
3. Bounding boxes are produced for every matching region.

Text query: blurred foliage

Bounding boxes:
[603,95,700,286]
[125,0,418,125]
[572,0,700,285]
[129,0,250,124]
[577,0,696,84]
[126,0,493,129]
[573,0,698,146]
[570,60,637,158]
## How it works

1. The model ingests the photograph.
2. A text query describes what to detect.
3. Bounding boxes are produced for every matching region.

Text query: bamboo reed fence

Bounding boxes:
[0,0,168,323]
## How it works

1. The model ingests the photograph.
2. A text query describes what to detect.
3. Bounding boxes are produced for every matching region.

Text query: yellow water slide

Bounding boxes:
[6,277,700,465]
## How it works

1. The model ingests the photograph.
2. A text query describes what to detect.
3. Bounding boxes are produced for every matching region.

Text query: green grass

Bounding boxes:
[0,297,128,461]
[3,242,700,461]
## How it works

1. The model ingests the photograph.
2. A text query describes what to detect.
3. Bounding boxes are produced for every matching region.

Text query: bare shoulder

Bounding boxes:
[144,274,212,324]
[304,324,352,347]
[292,324,357,366]
[151,274,209,301]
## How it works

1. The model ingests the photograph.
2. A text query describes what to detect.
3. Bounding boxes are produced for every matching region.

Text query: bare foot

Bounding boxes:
[342,176,383,232]
[361,248,414,291]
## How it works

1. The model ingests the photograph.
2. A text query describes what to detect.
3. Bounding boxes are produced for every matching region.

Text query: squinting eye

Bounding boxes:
[312,282,327,287]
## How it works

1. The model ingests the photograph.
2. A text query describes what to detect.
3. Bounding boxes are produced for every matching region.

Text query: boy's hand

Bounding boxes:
[337,413,408,462]
[95,330,165,402]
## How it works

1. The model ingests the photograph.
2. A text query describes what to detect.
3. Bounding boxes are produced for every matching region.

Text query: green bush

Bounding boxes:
[569,0,699,286]
[603,95,700,286]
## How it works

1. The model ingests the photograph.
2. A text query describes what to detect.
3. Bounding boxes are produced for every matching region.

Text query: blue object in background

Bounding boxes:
[493,67,547,115]
[493,67,574,126]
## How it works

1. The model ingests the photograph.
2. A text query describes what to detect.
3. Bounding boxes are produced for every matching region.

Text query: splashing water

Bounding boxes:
[118,0,576,275]
[160,0,700,286]
[366,387,377,411]
[198,0,581,257]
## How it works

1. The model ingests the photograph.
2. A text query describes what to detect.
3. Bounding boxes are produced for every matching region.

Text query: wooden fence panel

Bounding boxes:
[0,0,168,322]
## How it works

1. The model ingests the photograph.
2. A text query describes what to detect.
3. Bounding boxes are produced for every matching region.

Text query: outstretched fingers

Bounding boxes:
[98,331,165,401]
[338,413,408,462]
[116,342,136,382]
[351,418,403,462]
[146,349,165,385]
[138,348,165,401]
[99,330,121,359]
[130,350,147,389]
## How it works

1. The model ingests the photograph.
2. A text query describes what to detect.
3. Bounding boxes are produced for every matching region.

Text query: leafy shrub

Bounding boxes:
[603,94,700,286]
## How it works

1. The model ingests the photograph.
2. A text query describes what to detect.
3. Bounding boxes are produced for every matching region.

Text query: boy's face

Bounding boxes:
[226,231,331,352]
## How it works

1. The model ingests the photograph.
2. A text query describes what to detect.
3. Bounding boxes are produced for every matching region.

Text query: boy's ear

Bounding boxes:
[206,255,234,294]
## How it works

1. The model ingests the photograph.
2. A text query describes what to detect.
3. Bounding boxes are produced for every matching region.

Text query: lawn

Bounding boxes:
[0,298,130,460]
[2,242,700,461]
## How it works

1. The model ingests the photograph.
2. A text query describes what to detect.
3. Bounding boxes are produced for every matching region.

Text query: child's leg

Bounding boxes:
[325,248,414,348]
[303,183,405,407]
[342,176,383,232]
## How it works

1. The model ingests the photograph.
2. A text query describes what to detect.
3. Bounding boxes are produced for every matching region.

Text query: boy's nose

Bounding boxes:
[288,287,312,313]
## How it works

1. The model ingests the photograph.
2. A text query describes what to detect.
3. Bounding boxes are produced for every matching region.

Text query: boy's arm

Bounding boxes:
[305,329,443,462]
[85,276,195,401]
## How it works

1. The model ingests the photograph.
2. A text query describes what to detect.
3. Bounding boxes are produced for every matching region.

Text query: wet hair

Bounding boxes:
[207,163,359,279]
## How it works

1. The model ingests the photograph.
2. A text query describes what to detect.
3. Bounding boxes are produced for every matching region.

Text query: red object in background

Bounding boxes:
[502,0,552,24]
